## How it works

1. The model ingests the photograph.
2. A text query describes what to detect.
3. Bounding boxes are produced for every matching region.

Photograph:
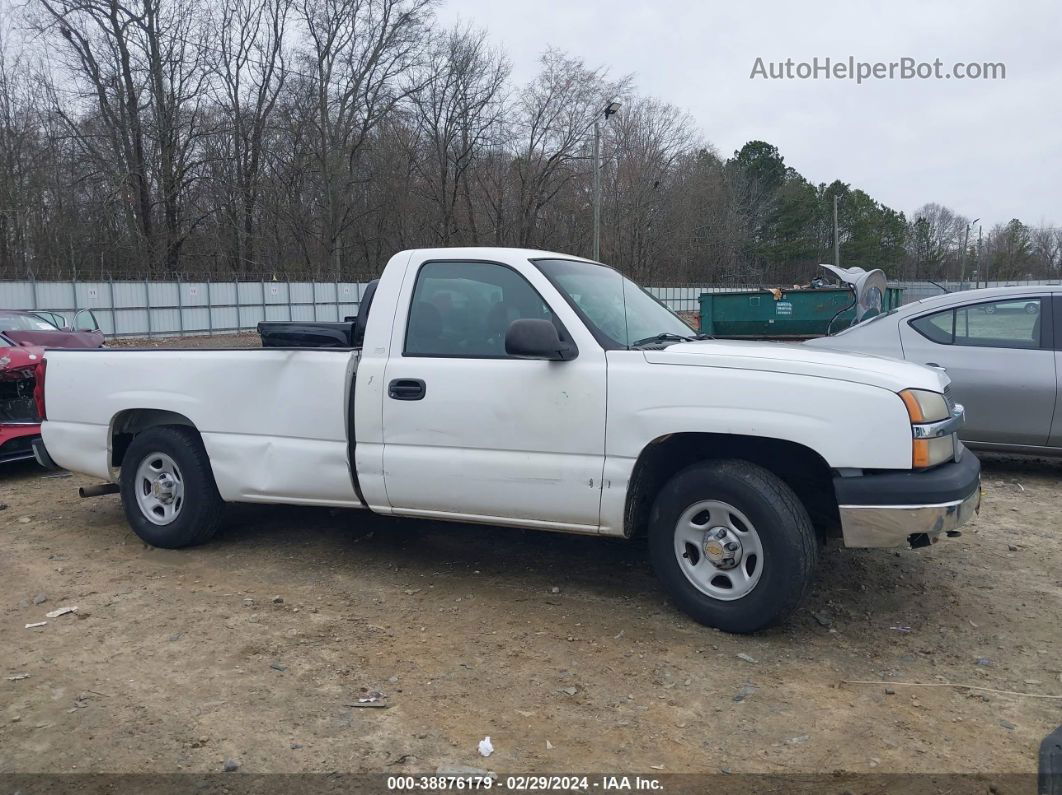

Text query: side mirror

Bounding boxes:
[505,318,577,361]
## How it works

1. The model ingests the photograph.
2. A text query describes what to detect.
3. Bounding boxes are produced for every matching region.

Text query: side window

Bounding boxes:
[910,309,955,344]
[405,261,555,357]
[954,299,1042,349]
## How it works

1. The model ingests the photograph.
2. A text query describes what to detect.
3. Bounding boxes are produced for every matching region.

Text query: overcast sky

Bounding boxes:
[436,0,1061,230]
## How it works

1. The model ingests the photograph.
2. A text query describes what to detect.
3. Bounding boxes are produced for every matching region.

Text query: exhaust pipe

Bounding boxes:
[79,483,120,498]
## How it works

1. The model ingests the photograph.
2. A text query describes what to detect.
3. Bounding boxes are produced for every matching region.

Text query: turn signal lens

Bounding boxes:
[912,436,954,469]
[899,389,949,423]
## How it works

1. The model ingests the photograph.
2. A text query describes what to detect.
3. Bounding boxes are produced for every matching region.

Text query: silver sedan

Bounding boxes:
[806,285,1060,455]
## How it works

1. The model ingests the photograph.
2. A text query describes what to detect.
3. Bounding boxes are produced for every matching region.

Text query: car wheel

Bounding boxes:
[648,459,817,633]
[120,426,223,548]
[1026,302,1039,315]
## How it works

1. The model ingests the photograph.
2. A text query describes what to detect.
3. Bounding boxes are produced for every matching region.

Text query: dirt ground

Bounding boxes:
[2,332,1060,778]
[105,332,263,349]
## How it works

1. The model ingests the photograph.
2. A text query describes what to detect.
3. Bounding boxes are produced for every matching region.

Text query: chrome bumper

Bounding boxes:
[839,480,981,548]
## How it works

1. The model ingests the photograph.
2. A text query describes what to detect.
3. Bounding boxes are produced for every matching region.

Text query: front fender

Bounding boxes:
[598,354,914,535]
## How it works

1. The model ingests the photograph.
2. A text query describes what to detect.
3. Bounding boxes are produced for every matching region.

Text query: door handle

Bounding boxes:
[388,378,426,401]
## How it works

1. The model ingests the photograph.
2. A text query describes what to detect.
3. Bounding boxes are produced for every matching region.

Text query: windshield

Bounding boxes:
[0,313,59,332]
[534,259,694,348]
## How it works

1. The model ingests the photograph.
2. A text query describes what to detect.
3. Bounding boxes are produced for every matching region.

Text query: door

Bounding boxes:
[381,260,607,530]
[899,295,1057,446]
[1050,295,1062,448]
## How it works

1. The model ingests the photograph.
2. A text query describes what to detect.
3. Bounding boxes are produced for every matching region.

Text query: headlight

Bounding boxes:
[899,389,949,423]
[899,389,957,468]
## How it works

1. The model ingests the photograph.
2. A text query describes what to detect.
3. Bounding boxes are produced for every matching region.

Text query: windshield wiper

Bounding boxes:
[630,332,696,347]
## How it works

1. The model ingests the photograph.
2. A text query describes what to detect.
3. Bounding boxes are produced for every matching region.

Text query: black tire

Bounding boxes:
[648,459,817,633]
[119,426,223,549]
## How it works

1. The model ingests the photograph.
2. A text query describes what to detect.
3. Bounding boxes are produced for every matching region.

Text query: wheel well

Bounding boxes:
[624,433,840,541]
[110,409,198,469]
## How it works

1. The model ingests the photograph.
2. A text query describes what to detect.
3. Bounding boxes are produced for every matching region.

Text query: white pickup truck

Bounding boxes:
[36,248,981,632]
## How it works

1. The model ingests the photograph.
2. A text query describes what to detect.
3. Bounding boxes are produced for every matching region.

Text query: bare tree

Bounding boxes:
[907,202,968,280]
[603,97,698,280]
[0,20,33,274]
[2,3,1056,284]
[1031,225,1061,276]
[35,0,213,274]
[294,0,432,277]
[408,23,508,245]
[509,49,630,249]
[208,0,290,272]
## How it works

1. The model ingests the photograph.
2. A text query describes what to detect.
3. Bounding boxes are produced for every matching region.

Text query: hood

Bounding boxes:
[4,329,105,349]
[0,345,45,376]
[643,338,945,393]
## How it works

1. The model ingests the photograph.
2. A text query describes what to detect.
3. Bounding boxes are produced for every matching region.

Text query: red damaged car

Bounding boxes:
[1,310,103,464]
[0,335,46,464]
[0,309,105,349]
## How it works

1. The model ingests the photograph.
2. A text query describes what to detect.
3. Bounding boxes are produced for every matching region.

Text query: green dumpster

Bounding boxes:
[698,286,903,338]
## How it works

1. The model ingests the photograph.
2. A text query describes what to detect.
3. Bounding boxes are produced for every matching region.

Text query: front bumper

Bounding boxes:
[0,423,41,464]
[834,450,981,548]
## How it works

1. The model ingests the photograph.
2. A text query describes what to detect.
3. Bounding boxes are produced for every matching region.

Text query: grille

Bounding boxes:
[0,376,42,424]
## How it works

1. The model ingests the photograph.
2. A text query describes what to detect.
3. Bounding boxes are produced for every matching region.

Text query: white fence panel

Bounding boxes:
[182,282,209,307]
[35,282,75,310]
[74,282,111,309]
[7,277,1054,339]
[112,282,147,308]
[0,282,35,307]
[114,309,149,336]
[210,282,237,305]
[289,282,314,304]
[237,281,263,305]
[212,306,239,330]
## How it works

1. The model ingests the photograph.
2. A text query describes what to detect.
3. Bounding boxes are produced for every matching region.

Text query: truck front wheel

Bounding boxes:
[648,459,817,633]
[119,426,223,548]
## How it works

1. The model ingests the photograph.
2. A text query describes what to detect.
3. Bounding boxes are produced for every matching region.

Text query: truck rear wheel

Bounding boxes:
[648,459,817,633]
[119,426,223,548]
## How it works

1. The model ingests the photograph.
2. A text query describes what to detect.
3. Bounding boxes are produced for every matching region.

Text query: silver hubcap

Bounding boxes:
[674,500,764,601]
[134,452,184,526]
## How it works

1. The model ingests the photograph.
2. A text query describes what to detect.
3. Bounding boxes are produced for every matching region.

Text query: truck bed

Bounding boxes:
[41,347,362,506]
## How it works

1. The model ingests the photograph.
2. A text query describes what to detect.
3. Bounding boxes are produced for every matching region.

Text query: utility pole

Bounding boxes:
[959,217,979,289]
[832,194,840,268]
[592,101,621,262]
[593,117,601,261]
[978,224,984,287]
